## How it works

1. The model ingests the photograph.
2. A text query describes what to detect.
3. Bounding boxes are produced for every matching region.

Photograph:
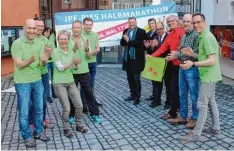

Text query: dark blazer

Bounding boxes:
[146,30,158,40]
[145,30,158,55]
[120,27,146,73]
[154,32,169,57]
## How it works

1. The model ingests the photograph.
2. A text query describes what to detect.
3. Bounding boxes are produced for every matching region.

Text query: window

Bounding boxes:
[113,3,119,9]
[134,4,141,8]
[125,4,131,8]
[1,27,23,56]
[64,0,72,4]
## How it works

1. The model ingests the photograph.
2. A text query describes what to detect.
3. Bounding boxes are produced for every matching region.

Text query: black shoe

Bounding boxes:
[133,99,140,105]
[34,132,50,142]
[25,138,36,148]
[83,106,89,114]
[64,129,73,138]
[52,93,58,98]
[97,102,103,106]
[164,104,171,110]
[47,97,54,103]
[124,96,135,101]
[150,102,161,108]
[145,95,155,101]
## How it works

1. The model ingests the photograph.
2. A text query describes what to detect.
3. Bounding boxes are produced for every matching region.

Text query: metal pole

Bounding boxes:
[143,0,146,6]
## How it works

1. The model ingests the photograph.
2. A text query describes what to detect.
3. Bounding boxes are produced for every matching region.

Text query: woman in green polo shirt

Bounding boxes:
[52,30,88,138]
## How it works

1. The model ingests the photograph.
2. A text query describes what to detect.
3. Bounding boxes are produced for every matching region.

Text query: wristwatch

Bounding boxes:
[192,62,196,67]
[85,48,89,52]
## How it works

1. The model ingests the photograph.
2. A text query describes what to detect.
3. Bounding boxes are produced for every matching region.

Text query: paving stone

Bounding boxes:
[223,138,234,144]
[116,139,129,146]
[89,143,103,150]
[205,141,218,147]
[1,68,234,150]
[185,142,199,149]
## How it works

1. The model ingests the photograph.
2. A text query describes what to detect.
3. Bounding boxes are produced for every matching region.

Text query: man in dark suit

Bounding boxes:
[144,18,158,102]
[145,22,172,109]
[120,17,146,105]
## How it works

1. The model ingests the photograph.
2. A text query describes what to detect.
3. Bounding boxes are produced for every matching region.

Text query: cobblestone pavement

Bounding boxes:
[1,67,234,150]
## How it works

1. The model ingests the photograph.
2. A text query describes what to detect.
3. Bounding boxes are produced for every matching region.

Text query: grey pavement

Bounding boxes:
[1,67,234,150]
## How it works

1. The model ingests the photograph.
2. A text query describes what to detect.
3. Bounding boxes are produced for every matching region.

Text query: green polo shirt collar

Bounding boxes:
[21,36,36,43]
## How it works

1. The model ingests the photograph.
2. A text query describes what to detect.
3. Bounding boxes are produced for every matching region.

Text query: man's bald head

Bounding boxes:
[183,14,192,21]
[182,14,193,31]
[24,19,37,41]
[24,19,36,27]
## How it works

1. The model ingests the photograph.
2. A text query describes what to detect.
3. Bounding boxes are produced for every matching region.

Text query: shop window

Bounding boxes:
[1,27,23,57]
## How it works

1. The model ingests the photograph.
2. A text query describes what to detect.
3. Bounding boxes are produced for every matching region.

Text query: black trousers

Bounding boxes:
[168,64,180,118]
[151,61,172,104]
[163,62,173,105]
[151,80,163,104]
[69,73,99,116]
[126,70,141,99]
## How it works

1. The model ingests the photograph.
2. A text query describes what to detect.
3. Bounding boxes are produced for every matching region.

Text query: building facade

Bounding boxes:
[1,0,40,76]
[201,0,234,79]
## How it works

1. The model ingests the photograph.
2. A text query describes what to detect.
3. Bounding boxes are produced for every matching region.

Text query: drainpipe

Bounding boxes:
[228,0,234,22]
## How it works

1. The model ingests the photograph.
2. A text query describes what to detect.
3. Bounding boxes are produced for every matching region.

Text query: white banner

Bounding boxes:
[55,2,177,47]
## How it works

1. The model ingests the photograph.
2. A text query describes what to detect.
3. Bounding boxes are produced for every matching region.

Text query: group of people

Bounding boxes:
[12,17,102,148]
[121,13,222,142]
[12,12,222,148]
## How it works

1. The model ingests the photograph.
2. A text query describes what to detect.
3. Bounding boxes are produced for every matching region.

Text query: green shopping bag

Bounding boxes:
[141,57,167,82]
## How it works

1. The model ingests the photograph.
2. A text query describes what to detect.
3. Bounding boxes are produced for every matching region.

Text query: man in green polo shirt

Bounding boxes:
[82,17,102,106]
[34,18,54,129]
[69,20,102,124]
[180,13,222,142]
[11,19,50,148]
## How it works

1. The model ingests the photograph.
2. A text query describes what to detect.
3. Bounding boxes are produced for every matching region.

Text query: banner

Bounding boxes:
[141,57,167,82]
[54,2,177,47]
[211,25,234,61]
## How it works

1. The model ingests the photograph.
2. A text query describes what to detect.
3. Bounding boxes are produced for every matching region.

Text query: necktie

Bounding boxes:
[159,36,162,44]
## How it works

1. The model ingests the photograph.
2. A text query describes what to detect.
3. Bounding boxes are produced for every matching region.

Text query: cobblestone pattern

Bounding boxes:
[1,67,234,150]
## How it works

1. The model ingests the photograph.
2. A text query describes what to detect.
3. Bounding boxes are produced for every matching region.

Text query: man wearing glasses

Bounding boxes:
[148,15,185,120]
[180,13,222,142]
[167,14,199,129]
[145,21,172,109]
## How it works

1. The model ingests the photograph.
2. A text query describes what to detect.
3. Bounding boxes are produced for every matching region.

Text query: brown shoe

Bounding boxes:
[76,125,88,133]
[186,119,196,129]
[170,116,187,125]
[161,113,172,120]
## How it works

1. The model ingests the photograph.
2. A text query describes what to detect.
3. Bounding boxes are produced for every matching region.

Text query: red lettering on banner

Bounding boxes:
[97,22,128,40]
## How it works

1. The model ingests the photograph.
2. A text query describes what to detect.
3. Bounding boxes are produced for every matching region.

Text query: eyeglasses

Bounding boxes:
[167,20,175,23]
[192,20,204,25]
[58,38,68,41]
[156,28,164,31]
[183,20,192,23]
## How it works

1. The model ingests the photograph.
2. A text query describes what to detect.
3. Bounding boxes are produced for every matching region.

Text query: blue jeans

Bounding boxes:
[179,67,200,120]
[15,80,44,140]
[88,62,97,87]
[46,62,54,97]
[41,73,49,121]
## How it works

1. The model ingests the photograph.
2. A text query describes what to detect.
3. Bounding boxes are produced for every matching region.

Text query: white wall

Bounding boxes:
[201,0,215,30]
[201,0,234,80]
[214,0,234,25]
